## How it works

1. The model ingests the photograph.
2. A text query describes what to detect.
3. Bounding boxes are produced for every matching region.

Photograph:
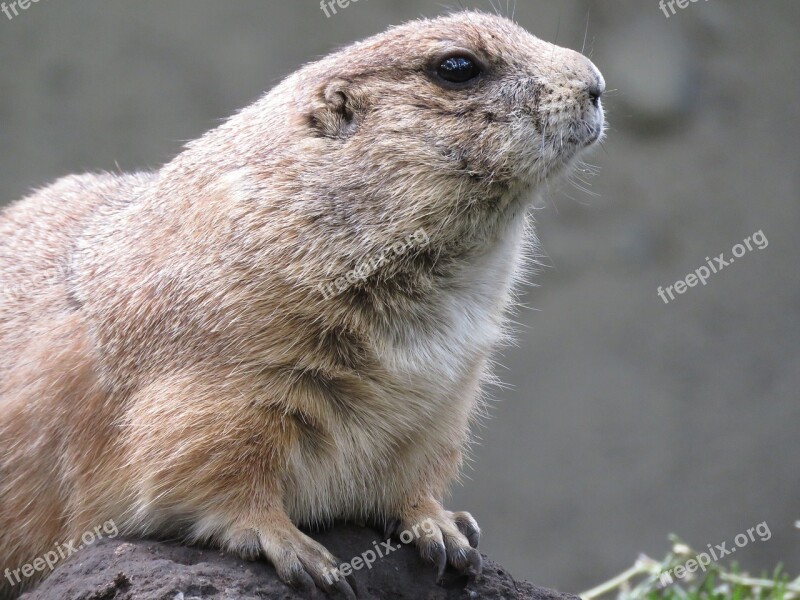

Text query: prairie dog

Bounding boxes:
[0,11,604,598]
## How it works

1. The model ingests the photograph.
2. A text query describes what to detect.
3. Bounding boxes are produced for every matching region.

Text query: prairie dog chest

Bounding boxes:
[374,223,527,401]
[285,221,528,520]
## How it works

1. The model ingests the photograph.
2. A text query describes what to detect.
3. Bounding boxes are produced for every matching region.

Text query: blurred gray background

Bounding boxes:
[1,0,797,592]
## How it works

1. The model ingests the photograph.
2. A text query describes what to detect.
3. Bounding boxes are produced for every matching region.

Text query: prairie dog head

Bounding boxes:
[293,12,605,243]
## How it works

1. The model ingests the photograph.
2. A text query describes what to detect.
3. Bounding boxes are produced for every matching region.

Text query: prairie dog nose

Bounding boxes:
[588,76,605,105]
[556,49,606,107]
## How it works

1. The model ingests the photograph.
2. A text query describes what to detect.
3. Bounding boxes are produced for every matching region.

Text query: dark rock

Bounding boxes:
[19,525,576,600]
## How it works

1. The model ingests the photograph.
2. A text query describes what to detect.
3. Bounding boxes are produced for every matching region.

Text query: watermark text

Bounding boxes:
[322,519,436,584]
[659,521,771,585]
[657,230,767,304]
[4,520,119,588]
[318,228,429,299]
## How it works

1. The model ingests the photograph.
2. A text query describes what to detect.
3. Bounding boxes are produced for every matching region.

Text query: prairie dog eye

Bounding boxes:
[435,54,481,84]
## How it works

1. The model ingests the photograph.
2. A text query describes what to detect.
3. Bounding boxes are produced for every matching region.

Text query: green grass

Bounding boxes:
[580,536,800,600]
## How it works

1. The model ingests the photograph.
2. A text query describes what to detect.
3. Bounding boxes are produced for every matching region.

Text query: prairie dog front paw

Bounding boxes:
[391,497,482,583]
[224,516,357,599]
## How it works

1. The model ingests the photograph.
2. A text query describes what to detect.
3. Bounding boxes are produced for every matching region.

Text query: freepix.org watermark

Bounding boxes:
[323,519,437,584]
[659,521,771,585]
[3,520,119,588]
[317,228,429,299]
[659,0,712,19]
[1,0,46,21]
[657,230,768,304]
[319,0,365,18]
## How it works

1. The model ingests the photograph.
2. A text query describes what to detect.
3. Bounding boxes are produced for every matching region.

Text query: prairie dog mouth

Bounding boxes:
[578,106,606,146]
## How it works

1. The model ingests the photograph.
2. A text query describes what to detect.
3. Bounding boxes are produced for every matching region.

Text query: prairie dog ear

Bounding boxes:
[309,78,363,138]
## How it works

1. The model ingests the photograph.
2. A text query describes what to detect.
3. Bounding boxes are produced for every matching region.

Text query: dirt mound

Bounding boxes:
[19,524,576,600]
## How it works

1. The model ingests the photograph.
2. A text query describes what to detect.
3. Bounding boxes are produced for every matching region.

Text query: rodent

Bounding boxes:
[0,11,604,598]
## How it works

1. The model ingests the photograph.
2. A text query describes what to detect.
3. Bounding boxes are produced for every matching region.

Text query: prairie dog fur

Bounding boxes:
[0,11,604,598]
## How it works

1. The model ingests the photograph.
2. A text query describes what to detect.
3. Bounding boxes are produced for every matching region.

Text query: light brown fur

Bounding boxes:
[0,11,604,597]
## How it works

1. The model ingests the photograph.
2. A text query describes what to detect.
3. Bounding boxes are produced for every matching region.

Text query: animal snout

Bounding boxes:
[576,54,605,107]
[587,76,605,106]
